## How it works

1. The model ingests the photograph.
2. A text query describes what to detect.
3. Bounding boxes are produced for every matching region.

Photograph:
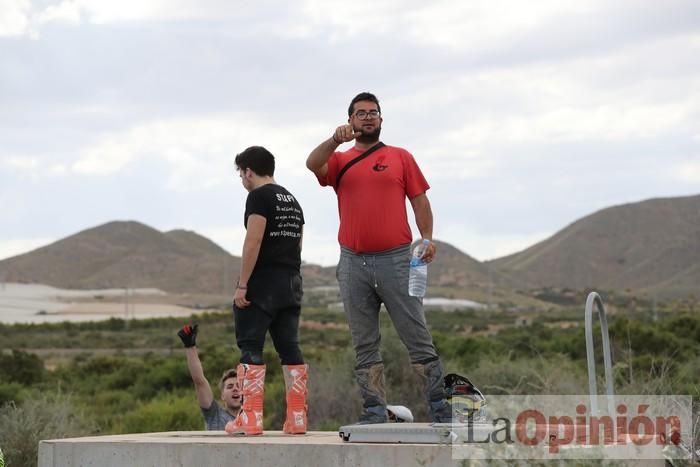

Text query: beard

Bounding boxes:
[354,124,381,144]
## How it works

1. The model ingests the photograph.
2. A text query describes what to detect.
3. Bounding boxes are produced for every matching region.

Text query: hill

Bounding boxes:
[0,221,343,295]
[2,193,697,300]
[427,240,513,289]
[0,221,241,294]
[489,194,700,298]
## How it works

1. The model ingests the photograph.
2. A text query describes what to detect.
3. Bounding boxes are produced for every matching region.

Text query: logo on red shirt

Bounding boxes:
[372,155,388,172]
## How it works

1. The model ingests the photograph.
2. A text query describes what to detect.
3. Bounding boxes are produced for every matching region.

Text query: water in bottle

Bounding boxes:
[408,239,429,297]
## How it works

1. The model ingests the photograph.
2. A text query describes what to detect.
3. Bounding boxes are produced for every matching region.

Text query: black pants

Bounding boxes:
[233,269,304,366]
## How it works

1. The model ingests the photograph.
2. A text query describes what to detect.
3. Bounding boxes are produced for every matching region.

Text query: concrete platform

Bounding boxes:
[38,431,472,467]
[39,430,670,466]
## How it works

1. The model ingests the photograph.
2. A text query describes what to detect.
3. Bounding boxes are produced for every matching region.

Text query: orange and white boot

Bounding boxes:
[282,364,308,434]
[225,363,265,435]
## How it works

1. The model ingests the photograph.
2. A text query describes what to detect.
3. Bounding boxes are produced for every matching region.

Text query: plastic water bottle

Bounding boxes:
[408,239,429,297]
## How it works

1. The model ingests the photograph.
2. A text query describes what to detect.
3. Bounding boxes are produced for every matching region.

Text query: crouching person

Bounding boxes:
[227,146,308,436]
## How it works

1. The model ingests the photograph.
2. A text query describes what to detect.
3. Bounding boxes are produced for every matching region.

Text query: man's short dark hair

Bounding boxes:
[348,92,381,117]
[235,146,275,177]
[219,368,238,391]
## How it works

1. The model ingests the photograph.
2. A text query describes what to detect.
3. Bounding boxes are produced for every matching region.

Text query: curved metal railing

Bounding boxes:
[584,291,616,417]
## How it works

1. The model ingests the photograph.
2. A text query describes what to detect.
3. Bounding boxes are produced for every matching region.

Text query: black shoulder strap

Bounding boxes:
[334,142,385,192]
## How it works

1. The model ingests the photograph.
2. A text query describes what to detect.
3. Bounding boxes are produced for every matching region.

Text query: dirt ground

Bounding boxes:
[0,282,221,324]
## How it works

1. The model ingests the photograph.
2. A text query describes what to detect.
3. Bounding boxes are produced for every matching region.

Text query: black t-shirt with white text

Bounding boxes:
[244,183,304,274]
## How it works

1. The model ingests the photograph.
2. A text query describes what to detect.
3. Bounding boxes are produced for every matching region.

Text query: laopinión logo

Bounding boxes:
[450,395,693,461]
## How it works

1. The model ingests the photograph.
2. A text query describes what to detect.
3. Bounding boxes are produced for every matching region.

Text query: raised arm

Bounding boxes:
[178,324,214,409]
[306,124,360,177]
[306,137,338,178]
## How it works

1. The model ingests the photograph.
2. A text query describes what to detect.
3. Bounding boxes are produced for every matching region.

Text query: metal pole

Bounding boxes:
[124,287,131,330]
[487,263,493,310]
[584,291,615,418]
[223,254,228,296]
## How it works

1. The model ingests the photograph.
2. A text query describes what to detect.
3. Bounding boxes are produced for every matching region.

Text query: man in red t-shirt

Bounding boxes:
[306,92,452,424]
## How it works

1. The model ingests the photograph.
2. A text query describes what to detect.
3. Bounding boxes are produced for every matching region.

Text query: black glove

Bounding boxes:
[177,323,198,348]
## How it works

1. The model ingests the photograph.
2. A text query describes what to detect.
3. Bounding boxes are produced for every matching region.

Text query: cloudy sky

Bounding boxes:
[1,0,699,266]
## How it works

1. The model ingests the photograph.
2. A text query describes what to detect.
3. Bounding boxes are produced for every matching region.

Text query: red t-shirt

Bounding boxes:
[316,144,430,253]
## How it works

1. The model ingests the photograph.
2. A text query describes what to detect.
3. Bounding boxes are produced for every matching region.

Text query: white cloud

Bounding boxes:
[420,149,498,181]
[41,0,271,25]
[1,0,252,37]
[71,115,327,190]
[10,0,587,36]
[399,35,700,150]
[0,0,31,36]
[72,139,132,175]
[448,101,693,145]
[48,164,68,176]
[400,0,596,49]
[672,161,700,183]
[0,0,606,44]
[37,0,81,25]
[0,0,80,38]
[1,155,74,180]
[1,155,38,170]
[74,0,184,24]
[299,0,599,47]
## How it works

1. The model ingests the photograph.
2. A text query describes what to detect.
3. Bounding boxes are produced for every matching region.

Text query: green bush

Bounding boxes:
[661,314,700,343]
[306,352,362,429]
[609,317,688,360]
[0,350,45,385]
[102,359,148,390]
[0,393,94,467]
[441,335,501,367]
[90,390,138,433]
[197,345,240,386]
[263,378,286,429]
[0,383,25,406]
[465,353,587,395]
[130,357,192,399]
[121,392,202,433]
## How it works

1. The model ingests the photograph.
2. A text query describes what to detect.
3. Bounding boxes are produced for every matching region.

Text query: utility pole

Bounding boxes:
[223,254,228,296]
[487,263,493,311]
[124,287,131,330]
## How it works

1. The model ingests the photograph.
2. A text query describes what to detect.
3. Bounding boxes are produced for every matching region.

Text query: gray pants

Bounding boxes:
[336,245,440,368]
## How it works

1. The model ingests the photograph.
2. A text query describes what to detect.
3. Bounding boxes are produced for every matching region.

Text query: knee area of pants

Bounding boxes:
[355,350,383,366]
[240,350,264,365]
[355,361,383,371]
[411,357,440,368]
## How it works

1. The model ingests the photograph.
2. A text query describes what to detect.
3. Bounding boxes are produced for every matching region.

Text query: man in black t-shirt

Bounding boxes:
[225,146,308,436]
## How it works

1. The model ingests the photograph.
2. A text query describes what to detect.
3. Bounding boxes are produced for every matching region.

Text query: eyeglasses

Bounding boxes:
[353,110,380,120]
